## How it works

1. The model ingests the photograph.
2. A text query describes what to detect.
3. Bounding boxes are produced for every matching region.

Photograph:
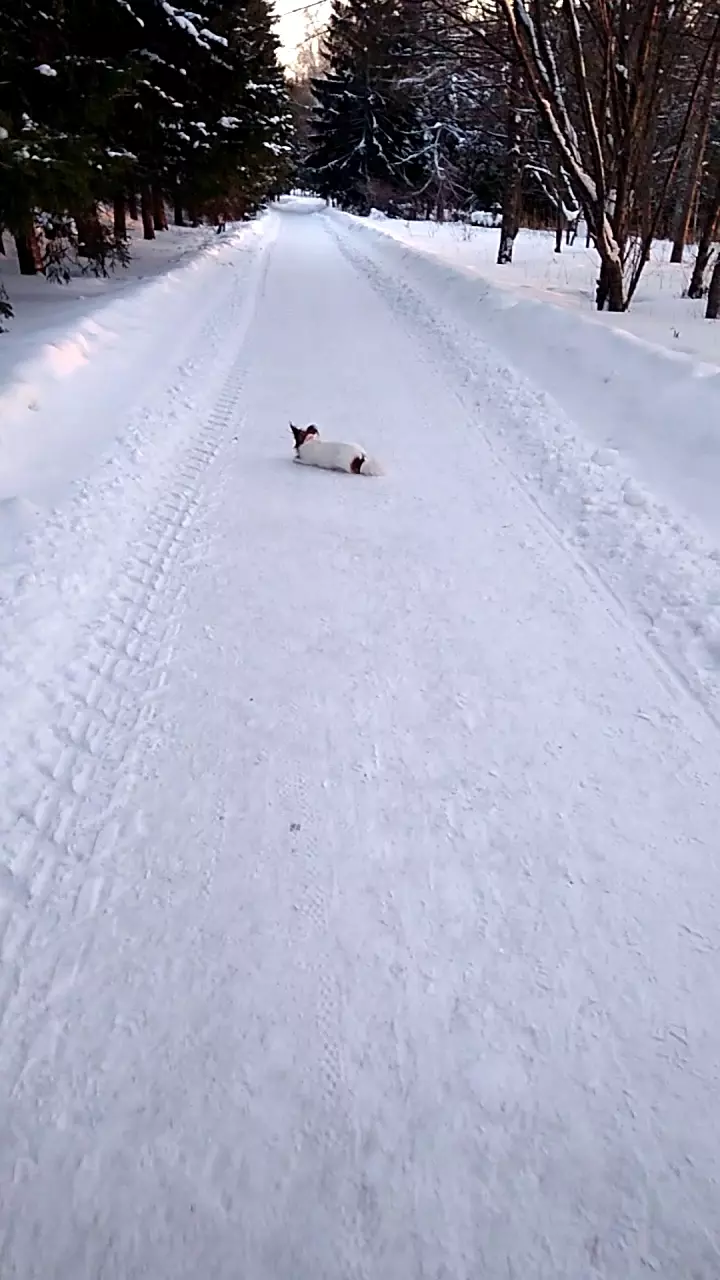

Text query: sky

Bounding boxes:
[273,0,330,66]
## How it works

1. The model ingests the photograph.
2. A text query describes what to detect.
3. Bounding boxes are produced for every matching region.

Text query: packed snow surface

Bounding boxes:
[1,197,720,1278]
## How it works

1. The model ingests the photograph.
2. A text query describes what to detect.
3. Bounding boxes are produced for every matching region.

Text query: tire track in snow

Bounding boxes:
[0,449,213,1078]
[327,213,720,738]
[0,221,276,765]
[0,237,272,1101]
[282,771,366,1280]
[286,775,344,1104]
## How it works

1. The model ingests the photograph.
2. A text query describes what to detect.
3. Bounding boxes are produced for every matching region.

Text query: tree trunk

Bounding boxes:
[595,257,625,312]
[706,254,720,320]
[174,198,185,227]
[113,193,127,240]
[75,208,104,259]
[554,161,564,253]
[152,186,167,231]
[636,180,654,248]
[127,191,139,220]
[670,156,699,264]
[607,265,625,312]
[140,186,155,240]
[670,136,706,265]
[14,229,43,275]
[497,61,524,266]
[688,171,720,299]
[670,45,717,264]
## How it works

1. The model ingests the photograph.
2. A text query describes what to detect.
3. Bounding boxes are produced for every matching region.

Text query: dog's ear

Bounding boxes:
[305,425,319,438]
[290,423,305,448]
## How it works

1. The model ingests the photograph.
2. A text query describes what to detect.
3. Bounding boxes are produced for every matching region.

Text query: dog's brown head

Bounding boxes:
[290,422,319,453]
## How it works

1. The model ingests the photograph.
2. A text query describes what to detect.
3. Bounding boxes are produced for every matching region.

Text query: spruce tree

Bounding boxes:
[165,0,293,222]
[0,0,292,313]
[306,0,424,213]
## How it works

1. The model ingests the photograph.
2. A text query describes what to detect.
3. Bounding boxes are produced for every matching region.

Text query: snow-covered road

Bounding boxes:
[2,199,720,1278]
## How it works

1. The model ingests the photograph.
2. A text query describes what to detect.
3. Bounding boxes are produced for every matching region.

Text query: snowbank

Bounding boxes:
[350,218,720,367]
[339,214,720,538]
[330,211,720,719]
[0,221,219,383]
[0,213,274,742]
[0,219,265,506]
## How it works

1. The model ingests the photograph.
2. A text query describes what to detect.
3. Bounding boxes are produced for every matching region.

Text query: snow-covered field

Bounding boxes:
[2,195,720,1278]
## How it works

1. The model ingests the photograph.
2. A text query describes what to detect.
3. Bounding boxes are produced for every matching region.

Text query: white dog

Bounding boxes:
[290,423,384,476]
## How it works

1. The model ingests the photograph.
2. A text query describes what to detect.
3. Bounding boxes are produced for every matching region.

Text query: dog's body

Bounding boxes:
[290,424,383,476]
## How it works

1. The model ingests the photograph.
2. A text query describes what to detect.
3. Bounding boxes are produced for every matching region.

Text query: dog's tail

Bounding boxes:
[357,454,384,477]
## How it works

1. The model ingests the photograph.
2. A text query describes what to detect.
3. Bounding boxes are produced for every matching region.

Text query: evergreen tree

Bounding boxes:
[392,0,507,219]
[304,0,510,217]
[0,0,132,274]
[112,0,293,230]
[0,0,292,312]
[306,0,424,213]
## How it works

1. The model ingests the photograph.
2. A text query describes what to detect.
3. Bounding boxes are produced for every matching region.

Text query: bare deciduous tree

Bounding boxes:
[493,0,720,310]
[706,253,720,319]
[688,167,720,299]
[497,57,526,262]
